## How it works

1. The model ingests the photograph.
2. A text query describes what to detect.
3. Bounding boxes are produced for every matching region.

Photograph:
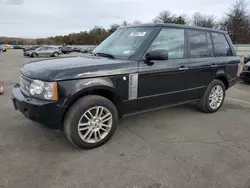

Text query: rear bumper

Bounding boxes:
[12,83,66,130]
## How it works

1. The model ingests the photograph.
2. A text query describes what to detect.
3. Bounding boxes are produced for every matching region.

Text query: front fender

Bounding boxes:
[58,77,123,107]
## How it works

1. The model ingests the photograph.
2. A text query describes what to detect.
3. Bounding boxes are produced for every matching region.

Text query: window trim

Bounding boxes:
[208,32,215,57]
[206,31,214,57]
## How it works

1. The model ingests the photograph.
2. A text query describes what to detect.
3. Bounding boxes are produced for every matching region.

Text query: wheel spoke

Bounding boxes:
[95,107,100,117]
[78,126,90,131]
[84,114,91,121]
[210,99,216,107]
[209,95,213,100]
[100,125,110,132]
[82,129,91,139]
[98,108,104,117]
[79,122,89,127]
[101,113,112,123]
[97,130,101,139]
[94,131,98,142]
[86,130,94,140]
[86,110,94,119]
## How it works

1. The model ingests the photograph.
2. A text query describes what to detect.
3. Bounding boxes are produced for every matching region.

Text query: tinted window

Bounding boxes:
[148,28,185,59]
[211,33,232,56]
[188,30,209,58]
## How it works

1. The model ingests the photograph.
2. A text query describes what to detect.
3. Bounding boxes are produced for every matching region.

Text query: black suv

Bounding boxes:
[12,24,239,149]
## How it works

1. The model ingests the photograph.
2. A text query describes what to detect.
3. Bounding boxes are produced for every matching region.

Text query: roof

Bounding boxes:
[120,23,227,34]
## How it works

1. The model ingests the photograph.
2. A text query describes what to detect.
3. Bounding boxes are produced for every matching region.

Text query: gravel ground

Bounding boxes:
[0,50,250,188]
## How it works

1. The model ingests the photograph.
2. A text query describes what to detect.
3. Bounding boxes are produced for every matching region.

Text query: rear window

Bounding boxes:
[211,33,233,56]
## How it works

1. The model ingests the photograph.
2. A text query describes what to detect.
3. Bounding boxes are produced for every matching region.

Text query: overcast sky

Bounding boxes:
[0,0,245,38]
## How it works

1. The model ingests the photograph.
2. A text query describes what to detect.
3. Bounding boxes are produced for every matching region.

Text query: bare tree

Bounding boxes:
[220,0,250,44]
[132,20,142,25]
[108,24,120,34]
[192,12,216,28]
[153,11,176,24]
[153,11,188,25]
[121,21,130,26]
[174,14,189,25]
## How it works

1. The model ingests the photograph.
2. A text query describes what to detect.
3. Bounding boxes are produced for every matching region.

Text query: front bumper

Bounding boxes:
[12,83,66,130]
[240,71,250,82]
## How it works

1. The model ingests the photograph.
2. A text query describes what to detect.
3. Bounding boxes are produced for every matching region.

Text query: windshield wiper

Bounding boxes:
[95,52,115,59]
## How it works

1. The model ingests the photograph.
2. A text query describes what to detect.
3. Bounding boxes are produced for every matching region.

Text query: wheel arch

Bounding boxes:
[61,85,123,129]
[215,75,229,90]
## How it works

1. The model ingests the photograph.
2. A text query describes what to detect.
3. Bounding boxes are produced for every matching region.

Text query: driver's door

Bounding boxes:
[37,47,47,56]
[137,27,189,111]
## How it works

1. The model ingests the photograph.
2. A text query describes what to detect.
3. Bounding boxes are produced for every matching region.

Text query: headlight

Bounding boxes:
[29,80,58,101]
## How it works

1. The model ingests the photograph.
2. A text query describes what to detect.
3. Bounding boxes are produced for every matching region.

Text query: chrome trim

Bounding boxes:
[128,73,138,100]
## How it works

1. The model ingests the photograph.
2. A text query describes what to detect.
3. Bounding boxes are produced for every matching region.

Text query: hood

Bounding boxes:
[21,55,138,81]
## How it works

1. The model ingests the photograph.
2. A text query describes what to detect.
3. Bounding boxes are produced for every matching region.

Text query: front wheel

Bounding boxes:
[53,52,59,57]
[64,95,118,149]
[198,79,226,113]
[31,53,38,58]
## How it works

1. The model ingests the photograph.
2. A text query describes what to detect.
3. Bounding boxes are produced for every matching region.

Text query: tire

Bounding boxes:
[198,79,226,113]
[64,95,118,149]
[53,52,59,57]
[32,53,38,58]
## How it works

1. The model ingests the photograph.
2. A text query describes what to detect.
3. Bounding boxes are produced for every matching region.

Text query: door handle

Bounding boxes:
[178,66,188,71]
[211,63,218,68]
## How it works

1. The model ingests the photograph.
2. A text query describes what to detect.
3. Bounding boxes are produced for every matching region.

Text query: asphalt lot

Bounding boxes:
[0,50,250,188]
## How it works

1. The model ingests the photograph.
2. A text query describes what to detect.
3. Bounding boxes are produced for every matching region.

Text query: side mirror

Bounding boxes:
[145,50,168,61]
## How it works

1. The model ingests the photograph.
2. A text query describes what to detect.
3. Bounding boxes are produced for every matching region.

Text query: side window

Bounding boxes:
[206,32,213,56]
[188,30,209,58]
[211,33,233,56]
[148,28,185,59]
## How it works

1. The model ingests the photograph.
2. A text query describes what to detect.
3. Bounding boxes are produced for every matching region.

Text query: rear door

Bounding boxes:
[137,27,190,110]
[185,29,215,100]
[211,32,238,81]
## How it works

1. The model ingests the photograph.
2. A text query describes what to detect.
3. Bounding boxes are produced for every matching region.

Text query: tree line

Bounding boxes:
[0,0,249,45]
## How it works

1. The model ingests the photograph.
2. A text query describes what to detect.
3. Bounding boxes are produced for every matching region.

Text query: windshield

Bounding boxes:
[93,27,154,59]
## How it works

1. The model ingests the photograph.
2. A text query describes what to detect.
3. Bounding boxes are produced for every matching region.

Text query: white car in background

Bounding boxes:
[25,46,62,58]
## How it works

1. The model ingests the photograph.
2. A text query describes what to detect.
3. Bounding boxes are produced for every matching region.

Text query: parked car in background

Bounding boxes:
[23,45,41,53]
[5,45,13,49]
[60,46,73,54]
[12,23,239,149]
[0,44,7,52]
[25,46,62,57]
[0,44,4,52]
[244,56,250,64]
[240,62,250,83]
[81,47,96,53]
[13,45,24,49]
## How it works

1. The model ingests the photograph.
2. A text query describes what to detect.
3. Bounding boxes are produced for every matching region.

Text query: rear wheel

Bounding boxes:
[64,95,118,149]
[198,79,226,113]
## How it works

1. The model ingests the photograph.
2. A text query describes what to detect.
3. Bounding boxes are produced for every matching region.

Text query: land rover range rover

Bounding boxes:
[12,24,239,149]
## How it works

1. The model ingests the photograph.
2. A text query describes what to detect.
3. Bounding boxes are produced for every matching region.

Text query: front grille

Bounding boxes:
[20,75,32,96]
